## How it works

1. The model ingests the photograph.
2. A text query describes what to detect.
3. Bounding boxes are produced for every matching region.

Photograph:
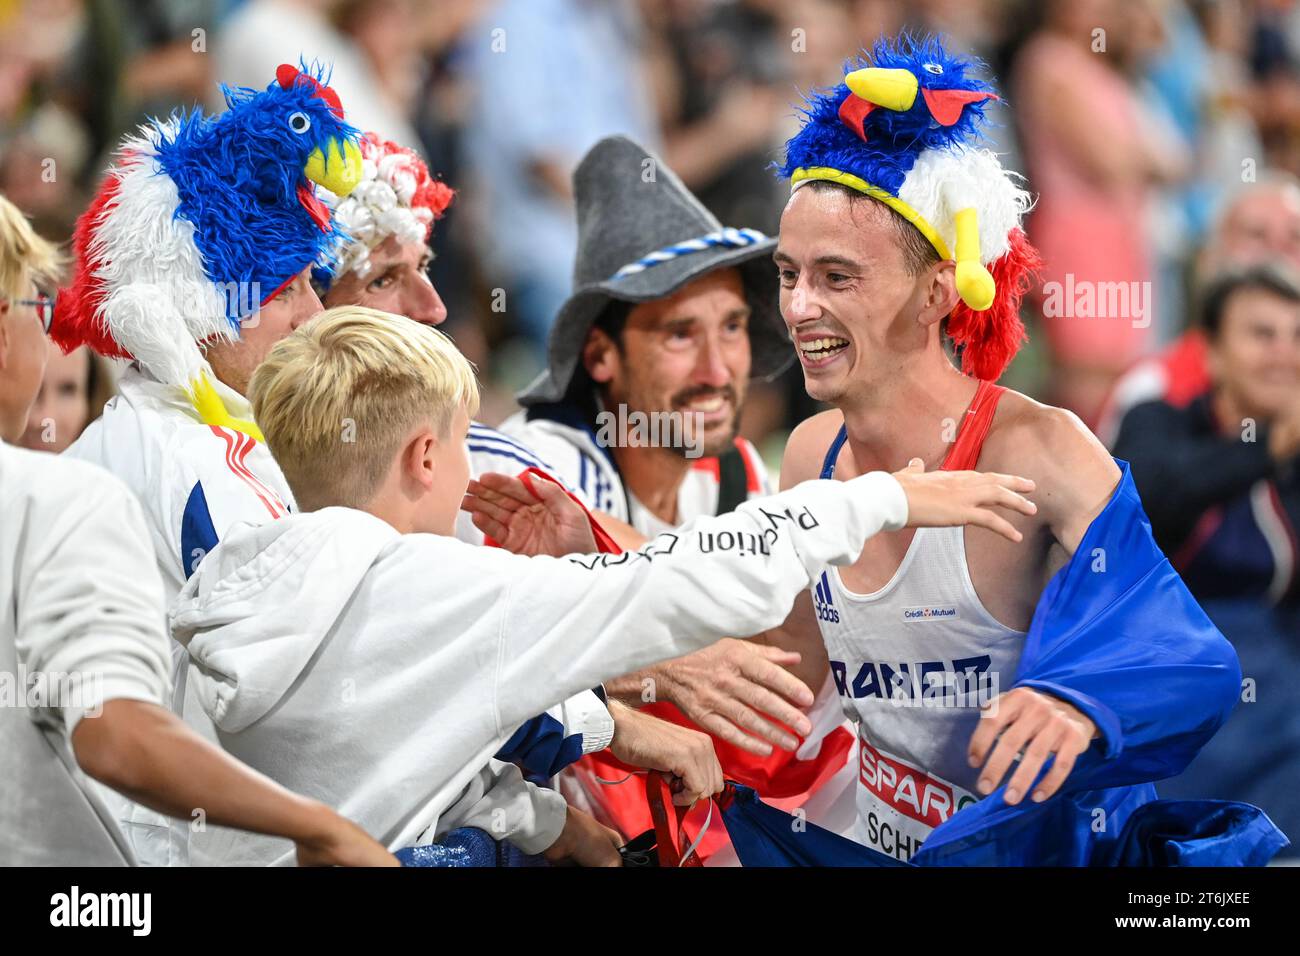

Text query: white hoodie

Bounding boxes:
[0,443,172,865]
[169,471,908,864]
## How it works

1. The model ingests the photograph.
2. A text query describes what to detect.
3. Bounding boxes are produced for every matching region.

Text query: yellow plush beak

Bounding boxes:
[305,137,363,197]
[186,370,266,443]
[844,68,920,112]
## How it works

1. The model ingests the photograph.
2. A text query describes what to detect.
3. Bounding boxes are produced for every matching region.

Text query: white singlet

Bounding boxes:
[814,382,1028,862]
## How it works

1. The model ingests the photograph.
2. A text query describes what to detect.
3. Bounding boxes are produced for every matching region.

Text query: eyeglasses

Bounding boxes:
[13,292,56,333]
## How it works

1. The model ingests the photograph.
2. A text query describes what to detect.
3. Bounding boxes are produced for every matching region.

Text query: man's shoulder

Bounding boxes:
[498,408,622,511]
[984,391,1116,473]
[74,402,286,501]
[780,409,846,488]
[498,409,597,453]
[983,390,1121,541]
[2,444,135,515]
[68,374,198,465]
[467,420,561,476]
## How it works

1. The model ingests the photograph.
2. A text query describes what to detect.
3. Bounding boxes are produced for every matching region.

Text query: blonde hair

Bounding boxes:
[249,305,480,510]
[0,193,63,303]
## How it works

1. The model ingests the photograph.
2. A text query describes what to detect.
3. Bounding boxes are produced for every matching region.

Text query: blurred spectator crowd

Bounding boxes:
[3,0,1299,852]
[6,0,1300,437]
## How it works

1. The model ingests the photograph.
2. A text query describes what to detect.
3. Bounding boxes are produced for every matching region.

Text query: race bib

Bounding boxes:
[853,734,979,862]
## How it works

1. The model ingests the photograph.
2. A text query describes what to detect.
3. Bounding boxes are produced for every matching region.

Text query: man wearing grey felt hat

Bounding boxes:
[501,134,793,543]
[500,136,836,795]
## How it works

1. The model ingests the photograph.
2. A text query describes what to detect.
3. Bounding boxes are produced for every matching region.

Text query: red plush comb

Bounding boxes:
[275,64,343,118]
[921,88,997,127]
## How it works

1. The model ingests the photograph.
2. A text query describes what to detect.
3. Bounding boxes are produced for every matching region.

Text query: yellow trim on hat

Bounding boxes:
[790,166,951,261]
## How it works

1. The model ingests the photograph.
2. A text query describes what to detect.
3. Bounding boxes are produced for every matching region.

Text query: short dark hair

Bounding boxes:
[566,300,634,406]
[1200,263,1300,338]
[802,179,941,276]
[593,299,634,348]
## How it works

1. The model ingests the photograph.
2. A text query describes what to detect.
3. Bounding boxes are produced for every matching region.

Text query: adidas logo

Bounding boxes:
[814,571,840,624]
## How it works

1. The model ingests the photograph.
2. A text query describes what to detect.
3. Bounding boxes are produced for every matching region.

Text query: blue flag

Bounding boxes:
[719,785,1287,866]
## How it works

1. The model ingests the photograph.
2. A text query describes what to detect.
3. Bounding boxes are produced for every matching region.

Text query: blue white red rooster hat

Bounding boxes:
[780,35,1041,381]
[52,63,363,440]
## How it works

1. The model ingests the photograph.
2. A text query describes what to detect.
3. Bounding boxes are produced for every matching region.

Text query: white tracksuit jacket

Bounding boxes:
[167,471,909,864]
[0,443,173,865]
[64,364,605,863]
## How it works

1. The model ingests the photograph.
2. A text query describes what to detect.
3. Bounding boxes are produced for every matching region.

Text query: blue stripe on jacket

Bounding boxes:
[180,481,219,579]
[467,444,548,473]
[469,425,553,463]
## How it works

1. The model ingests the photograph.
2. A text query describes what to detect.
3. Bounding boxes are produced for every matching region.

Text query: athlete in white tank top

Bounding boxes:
[815,383,1026,862]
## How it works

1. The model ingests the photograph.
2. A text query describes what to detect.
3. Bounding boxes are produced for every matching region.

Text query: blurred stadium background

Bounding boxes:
[5,0,1295,457]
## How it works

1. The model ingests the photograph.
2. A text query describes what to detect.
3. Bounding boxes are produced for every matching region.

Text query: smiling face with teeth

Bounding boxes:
[775,182,960,407]
[582,268,752,459]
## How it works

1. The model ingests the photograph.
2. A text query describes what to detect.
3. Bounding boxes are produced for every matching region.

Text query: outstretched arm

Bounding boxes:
[466,461,1035,755]
[482,465,1035,738]
[466,472,817,754]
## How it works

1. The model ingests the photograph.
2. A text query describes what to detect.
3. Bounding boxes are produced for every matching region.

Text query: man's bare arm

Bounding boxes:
[591,510,645,551]
[73,700,397,866]
[967,401,1117,805]
[751,590,831,700]
[459,487,819,755]
[1013,403,1121,559]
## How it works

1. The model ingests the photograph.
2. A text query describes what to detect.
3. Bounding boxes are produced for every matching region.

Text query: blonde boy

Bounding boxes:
[170,306,1034,863]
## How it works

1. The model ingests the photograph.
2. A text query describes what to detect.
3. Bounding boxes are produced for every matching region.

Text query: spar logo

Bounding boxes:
[902,604,958,622]
[813,571,839,624]
[859,739,978,829]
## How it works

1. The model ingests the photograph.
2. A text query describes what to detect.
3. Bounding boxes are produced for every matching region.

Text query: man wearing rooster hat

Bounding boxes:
[48,62,362,866]
[57,63,361,597]
[763,36,1243,864]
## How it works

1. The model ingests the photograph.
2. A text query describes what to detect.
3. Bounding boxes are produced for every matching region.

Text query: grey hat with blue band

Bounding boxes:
[516,135,793,406]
